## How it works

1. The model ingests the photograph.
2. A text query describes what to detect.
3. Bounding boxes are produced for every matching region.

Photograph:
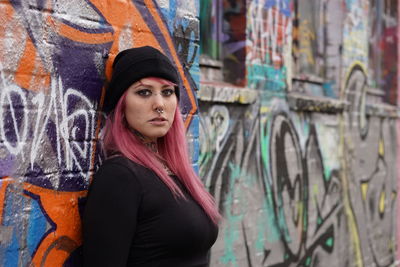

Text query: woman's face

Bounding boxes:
[124,78,177,142]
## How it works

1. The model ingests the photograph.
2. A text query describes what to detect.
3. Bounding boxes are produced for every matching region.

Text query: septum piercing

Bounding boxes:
[156,108,164,114]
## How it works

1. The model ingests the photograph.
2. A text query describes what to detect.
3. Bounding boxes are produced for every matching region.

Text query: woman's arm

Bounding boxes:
[82,162,142,266]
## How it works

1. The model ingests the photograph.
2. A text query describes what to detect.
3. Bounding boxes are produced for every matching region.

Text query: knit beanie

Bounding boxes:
[103,46,180,113]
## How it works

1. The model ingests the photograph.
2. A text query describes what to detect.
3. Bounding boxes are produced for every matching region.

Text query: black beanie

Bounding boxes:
[103,46,180,113]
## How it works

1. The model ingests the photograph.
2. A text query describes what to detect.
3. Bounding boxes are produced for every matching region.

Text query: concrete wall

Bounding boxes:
[0,0,200,265]
[200,0,399,266]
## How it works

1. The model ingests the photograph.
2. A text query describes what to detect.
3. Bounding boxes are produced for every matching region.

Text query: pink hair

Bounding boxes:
[103,78,221,224]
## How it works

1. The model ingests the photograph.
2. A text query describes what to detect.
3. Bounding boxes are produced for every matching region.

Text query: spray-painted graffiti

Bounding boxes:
[0,71,97,189]
[342,0,369,86]
[0,0,199,265]
[200,0,398,266]
[292,0,320,74]
[266,112,341,266]
[0,179,86,266]
[247,0,291,93]
[200,100,343,266]
[201,84,397,267]
[342,65,397,267]
[292,0,342,96]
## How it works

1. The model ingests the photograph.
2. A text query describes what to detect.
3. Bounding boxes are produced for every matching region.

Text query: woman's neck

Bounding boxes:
[131,129,174,176]
[131,129,158,153]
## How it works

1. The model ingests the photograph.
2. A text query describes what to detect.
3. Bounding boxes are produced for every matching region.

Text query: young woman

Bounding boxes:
[83,46,220,267]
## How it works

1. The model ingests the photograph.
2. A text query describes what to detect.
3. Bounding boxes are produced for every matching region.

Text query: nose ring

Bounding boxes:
[156,107,164,114]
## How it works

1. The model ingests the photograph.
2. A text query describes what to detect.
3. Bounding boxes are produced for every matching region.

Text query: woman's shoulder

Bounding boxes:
[96,155,154,180]
[87,156,150,200]
[92,156,141,186]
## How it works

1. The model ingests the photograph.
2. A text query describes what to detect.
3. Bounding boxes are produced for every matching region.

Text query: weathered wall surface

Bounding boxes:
[200,0,399,266]
[0,0,200,265]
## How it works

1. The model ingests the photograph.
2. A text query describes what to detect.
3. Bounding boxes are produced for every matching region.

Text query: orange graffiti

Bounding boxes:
[14,38,51,92]
[0,179,86,266]
[46,16,114,45]
[4,0,196,125]
[26,184,86,267]
[0,178,12,225]
[1,1,198,265]
[0,2,51,92]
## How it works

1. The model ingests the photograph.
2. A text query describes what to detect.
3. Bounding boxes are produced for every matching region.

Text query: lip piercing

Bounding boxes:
[156,108,164,114]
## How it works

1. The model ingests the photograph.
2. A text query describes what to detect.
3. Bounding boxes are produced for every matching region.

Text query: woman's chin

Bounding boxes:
[142,130,169,141]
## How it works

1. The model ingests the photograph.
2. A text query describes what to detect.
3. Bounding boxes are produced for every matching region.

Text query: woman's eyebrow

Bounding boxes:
[133,83,153,89]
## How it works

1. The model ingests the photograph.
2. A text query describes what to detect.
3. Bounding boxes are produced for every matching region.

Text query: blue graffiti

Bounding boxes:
[264,0,291,17]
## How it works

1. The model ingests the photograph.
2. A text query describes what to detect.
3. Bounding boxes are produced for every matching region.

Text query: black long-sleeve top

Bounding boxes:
[83,156,218,267]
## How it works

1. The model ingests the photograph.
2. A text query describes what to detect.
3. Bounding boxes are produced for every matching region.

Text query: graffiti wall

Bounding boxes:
[0,0,200,265]
[200,0,399,266]
[246,0,291,95]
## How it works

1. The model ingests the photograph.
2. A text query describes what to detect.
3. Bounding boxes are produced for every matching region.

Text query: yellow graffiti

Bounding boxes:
[341,62,367,99]
[378,140,384,157]
[339,118,364,267]
[292,19,316,65]
[379,191,385,215]
[260,106,271,114]
[361,182,369,201]
[343,32,368,54]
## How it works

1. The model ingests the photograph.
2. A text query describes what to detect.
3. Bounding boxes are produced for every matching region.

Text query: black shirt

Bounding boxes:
[83,156,218,267]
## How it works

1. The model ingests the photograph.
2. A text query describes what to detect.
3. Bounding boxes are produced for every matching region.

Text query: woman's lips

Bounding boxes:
[149,117,167,125]
[149,117,166,121]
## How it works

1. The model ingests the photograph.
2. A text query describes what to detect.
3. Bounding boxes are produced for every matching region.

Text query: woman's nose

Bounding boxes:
[151,93,165,108]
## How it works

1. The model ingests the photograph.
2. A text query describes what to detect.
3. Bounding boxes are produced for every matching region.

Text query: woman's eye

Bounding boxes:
[136,89,152,97]
[162,89,175,96]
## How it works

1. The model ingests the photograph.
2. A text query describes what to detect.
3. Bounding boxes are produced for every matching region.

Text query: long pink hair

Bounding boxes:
[103,79,221,224]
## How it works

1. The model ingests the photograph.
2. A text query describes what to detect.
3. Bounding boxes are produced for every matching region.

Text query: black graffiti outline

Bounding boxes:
[267,112,340,266]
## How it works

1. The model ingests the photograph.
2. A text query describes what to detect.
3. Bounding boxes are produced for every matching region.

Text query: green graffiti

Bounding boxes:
[305,256,312,266]
[259,118,286,243]
[255,188,281,252]
[255,221,266,251]
[247,63,287,92]
[260,118,270,174]
[317,216,322,226]
[220,163,244,266]
[324,168,331,182]
[326,237,334,247]
[199,151,212,178]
